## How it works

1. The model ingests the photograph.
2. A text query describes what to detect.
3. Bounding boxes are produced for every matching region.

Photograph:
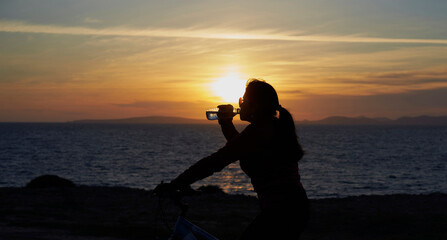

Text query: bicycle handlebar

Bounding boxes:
[153,182,190,216]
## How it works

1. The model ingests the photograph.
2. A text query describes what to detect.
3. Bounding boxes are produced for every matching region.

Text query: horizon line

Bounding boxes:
[1,114,446,124]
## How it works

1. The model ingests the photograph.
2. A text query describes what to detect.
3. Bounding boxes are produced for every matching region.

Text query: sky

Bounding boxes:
[1,0,447,122]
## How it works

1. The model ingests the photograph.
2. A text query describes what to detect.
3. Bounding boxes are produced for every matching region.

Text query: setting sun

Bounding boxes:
[211,69,246,103]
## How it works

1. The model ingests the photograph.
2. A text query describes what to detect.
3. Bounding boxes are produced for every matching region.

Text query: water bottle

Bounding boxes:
[206,108,241,120]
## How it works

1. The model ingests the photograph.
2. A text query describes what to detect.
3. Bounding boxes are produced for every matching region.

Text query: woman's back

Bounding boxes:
[234,118,303,208]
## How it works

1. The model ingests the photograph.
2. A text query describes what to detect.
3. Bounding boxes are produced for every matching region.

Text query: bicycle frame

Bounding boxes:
[154,186,219,240]
[169,215,218,240]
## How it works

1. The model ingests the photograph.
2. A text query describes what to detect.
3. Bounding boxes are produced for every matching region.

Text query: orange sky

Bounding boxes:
[1,0,447,122]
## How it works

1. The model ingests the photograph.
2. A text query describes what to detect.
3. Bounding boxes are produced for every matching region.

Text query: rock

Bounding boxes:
[26,175,76,188]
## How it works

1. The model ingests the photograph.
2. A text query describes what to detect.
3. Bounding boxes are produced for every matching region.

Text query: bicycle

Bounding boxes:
[153,183,219,240]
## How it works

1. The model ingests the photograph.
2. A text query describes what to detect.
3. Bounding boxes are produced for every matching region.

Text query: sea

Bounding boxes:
[0,123,446,199]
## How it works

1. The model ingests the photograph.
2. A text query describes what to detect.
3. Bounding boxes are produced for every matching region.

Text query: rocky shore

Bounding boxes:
[0,184,445,240]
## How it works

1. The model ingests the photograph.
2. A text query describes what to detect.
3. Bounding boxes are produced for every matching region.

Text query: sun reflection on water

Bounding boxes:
[194,162,255,196]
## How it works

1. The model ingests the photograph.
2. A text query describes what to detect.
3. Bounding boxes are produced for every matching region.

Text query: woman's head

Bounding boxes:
[239,79,279,122]
[240,78,304,161]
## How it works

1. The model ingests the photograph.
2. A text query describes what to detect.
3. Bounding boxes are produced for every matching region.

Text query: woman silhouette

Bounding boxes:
[156,79,309,239]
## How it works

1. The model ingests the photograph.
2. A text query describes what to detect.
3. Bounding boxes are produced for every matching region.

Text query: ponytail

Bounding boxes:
[244,79,304,161]
[277,106,304,161]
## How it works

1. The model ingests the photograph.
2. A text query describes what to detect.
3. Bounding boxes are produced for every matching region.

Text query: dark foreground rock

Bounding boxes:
[26,175,76,189]
[0,186,445,240]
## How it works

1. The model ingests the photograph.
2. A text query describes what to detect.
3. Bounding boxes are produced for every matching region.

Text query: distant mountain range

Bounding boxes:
[296,115,447,125]
[71,115,447,125]
[71,116,210,124]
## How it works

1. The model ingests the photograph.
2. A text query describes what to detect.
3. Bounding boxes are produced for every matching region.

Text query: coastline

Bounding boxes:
[0,186,445,240]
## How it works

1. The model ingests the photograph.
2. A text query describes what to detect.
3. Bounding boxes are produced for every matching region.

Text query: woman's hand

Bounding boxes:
[217,104,234,124]
[153,182,178,197]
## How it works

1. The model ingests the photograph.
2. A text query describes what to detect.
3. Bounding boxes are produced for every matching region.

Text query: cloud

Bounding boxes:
[284,87,447,120]
[1,20,447,45]
[83,17,101,23]
[113,100,216,109]
[278,89,303,95]
[113,101,175,109]
[335,69,447,87]
[274,67,447,98]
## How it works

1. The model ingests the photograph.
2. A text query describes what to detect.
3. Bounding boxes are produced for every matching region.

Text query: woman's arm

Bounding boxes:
[217,104,239,141]
[219,120,239,141]
[170,149,236,189]
[169,124,267,190]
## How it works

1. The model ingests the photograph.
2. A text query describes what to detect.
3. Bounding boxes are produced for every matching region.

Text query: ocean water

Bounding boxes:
[0,123,445,199]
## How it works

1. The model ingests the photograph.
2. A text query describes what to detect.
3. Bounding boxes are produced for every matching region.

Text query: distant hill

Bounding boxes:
[297,116,392,125]
[297,115,447,125]
[394,115,447,125]
[71,116,210,124]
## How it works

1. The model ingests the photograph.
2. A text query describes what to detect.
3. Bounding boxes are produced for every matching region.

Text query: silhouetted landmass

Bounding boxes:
[71,116,210,124]
[298,116,392,125]
[394,115,447,125]
[297,115,447,125]
[26,175,75,189]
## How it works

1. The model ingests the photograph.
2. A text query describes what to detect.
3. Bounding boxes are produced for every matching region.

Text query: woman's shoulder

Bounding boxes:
[250,118,278,128]
[242,119,276,137]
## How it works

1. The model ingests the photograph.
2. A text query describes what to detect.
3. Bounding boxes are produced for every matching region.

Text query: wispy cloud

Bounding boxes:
[284,87,447,120]
[1,20,447,45]
[113,100,215,109]
[336,69,447,86]
[83,17,101,24]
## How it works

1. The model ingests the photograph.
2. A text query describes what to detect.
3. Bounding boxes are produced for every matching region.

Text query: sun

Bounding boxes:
[211,70,246,103]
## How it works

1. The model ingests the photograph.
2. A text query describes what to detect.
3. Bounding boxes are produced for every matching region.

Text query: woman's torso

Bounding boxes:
[238,119,306,208]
